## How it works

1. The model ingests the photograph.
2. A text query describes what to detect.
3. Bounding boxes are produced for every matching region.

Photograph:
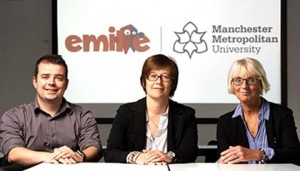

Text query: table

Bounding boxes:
[99,145,217,161]
[169,163,300,171]
[24,163,167,171]
[25,163,300,171]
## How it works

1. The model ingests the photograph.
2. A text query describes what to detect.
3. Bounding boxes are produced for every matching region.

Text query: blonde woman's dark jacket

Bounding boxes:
[217,102,300,165]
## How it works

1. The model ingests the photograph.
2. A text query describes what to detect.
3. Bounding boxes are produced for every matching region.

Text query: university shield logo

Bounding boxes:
[173,22,208,58]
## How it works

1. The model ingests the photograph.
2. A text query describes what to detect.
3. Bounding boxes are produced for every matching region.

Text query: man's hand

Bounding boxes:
[51,146,83,164]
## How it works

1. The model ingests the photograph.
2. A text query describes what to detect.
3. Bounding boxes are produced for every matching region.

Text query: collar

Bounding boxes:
[232,97,270,121]
[146,107,169,122]
[34,97,71,116]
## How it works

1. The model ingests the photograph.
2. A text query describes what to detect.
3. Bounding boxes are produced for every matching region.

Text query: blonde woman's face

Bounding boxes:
[232,74,262,104]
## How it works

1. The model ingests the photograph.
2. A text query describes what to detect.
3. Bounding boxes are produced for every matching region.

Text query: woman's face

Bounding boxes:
[232,74,262,105]
[144,68,172,100]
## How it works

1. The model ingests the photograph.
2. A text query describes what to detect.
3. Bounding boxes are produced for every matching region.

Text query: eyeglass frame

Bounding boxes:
[146,73,172,82]
[231,77,261,86]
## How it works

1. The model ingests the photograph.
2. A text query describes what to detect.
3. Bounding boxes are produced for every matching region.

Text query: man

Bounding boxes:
[0,54,102,168]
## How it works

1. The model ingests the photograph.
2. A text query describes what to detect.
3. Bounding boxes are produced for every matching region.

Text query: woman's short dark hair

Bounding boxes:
[140,54,179,97]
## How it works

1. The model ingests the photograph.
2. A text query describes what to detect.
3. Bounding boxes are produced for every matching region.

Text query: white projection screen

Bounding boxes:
[53,0,286,118]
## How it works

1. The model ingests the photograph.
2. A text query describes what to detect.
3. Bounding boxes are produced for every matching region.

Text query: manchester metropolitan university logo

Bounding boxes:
[173,22,208,59]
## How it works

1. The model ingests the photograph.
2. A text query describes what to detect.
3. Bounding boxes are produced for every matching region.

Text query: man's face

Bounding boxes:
[33,61,68,104]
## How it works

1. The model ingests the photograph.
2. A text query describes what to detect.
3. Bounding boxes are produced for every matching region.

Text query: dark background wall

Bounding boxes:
[0,0,299,157]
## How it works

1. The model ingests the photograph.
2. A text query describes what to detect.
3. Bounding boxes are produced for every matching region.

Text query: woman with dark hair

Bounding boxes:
[104,54,198,164]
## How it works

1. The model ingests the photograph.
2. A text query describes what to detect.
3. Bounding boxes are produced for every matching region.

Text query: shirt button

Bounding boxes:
[44,142,49,147]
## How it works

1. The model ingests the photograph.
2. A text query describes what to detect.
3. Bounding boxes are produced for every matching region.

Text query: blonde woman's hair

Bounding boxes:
[227,58,270,95]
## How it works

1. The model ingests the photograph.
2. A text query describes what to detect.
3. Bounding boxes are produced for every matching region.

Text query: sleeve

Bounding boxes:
[78,109,102,151]
[216,115,231,158]
[0,109,25,155]
[172,107,198,163]
[261,147,275,161]
[269,108,300,165]
[104,105,131,163]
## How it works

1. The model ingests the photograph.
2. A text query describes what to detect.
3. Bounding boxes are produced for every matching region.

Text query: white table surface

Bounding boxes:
[169,163,300,171]
[24,163,168,171]
[25,162,300,171]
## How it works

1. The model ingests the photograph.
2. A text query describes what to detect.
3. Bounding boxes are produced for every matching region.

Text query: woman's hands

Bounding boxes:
[134,150,173,165]
[218,146,262,164]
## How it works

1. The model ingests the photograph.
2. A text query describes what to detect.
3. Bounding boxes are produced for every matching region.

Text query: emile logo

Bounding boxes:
[65,24,150,54]
[173,22,208,59]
